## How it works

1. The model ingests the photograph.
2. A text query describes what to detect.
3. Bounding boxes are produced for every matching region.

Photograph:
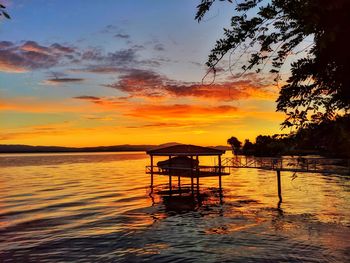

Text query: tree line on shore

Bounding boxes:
[228,114,350,158]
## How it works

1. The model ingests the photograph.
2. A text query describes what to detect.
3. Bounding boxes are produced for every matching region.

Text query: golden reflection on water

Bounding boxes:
[0,152,349,262]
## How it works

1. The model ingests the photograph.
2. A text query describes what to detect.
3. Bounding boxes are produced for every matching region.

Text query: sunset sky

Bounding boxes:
[0,0,288,147]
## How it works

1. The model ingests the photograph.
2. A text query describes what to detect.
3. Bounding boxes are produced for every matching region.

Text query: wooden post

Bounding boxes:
[169,175,172,193]
[178,174,181,191]
[218,155,222,192]
[190,156,194,193]
[277,170,282,202]
[196,155,200,194]
[150,155,154,187]
[169,156,172,193]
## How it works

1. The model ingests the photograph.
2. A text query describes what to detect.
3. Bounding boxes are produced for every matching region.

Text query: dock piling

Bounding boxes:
[277,170,282,202]
[150,155,154,187]
[196,156,199,194]
[218,155,222,192]
[190,156,194,194]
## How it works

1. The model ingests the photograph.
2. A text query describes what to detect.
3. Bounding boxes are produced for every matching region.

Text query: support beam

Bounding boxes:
[190,156,194,193]
[196,155,200,194]
[150,155,154,187]
[169,155,172,193]
[277,170,282,202]
[218,155,222,192]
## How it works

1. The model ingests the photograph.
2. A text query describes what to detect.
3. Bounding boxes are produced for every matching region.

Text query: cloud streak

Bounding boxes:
[104,69,277,101]
[114,33,130,39]
[125,104,238,119]
[44,78,85,85]
[72,95,239,121]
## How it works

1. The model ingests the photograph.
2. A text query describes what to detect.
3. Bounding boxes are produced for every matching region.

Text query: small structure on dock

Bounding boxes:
[146,144,229,193]
[157,156,199,175]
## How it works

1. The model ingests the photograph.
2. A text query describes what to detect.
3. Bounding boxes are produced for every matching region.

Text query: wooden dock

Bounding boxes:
[146,144,228,194]
[222,156,350,175]
[146,145,349,203]
[222,156,350,203]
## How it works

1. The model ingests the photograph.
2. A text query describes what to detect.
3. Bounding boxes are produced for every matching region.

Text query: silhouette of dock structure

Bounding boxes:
[223,156,350,202]
[146,146,349,203]
[146,144,229,194]
[222,156,350,175]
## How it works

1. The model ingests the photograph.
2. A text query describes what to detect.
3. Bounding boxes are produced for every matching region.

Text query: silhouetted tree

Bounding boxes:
[196,0,350,128]
[230,115,350,157]
[293,114,350,157]
[227,136,242,156]
[253,134,290,156]
[242,139,255,155]
[0,3,10,19]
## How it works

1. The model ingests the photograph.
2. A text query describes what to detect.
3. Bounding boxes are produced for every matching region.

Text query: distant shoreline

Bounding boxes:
[0,150,148,154]
[0,144,231,154]
[0,145,153,154]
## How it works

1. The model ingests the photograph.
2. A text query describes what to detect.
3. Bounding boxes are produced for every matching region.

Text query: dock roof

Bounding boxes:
[146,144,225,156]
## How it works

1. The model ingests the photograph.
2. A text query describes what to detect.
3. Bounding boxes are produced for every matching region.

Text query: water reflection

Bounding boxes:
[163,195,197,213]
[0,152,349,262]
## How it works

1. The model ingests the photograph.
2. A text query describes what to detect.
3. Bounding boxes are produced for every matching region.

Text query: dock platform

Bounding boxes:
[146,165,230,177]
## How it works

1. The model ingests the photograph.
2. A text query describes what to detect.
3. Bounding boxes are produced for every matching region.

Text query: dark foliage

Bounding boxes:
[241,139,255,155]
[227,136,242,155]
[236,114,350,157]
[240,133,292,157]
[196,0,350,128]
[0,2,10,19]
[293,114,350,158]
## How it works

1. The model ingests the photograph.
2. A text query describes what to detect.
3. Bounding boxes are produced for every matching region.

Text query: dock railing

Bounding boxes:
[222,156,350,175]
[145,165,230,176]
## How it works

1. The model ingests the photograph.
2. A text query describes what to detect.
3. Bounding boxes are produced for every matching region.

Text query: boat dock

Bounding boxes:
[146,145,349,202]
[146,144,228,193]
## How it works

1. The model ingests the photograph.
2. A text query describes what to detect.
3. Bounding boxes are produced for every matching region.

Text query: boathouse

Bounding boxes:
[146,144,229,192]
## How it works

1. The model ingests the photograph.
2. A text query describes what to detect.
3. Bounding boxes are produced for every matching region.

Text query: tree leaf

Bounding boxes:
[2,11,10,19]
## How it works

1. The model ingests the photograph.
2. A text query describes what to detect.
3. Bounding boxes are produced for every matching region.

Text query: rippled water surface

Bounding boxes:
[0,152,349,262]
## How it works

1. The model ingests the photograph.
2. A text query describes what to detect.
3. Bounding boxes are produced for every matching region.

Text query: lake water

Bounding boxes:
[0,152,349,262]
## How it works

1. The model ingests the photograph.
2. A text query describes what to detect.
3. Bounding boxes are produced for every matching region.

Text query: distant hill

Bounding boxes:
[0,144,155,153]
[0,143,231,153]
[147,142,181,151]
[212,145,231,151]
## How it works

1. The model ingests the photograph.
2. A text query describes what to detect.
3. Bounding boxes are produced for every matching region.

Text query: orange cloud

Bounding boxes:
[125,103,238,119]
[71,96,239,119]
[126,122,194,129]
[0,61,27,73]
[0,96,284,146]
[72,96,127,107]
[104,69,277,101]
[20,41,50,54]
[0,122,73,140]
[0,97,122,113]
